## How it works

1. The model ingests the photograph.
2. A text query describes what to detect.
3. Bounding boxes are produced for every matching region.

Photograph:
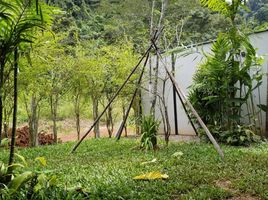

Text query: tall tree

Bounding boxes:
[0,0,53,179]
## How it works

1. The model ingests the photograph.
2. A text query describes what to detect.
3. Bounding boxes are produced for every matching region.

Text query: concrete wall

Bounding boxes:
[142,31,268,135]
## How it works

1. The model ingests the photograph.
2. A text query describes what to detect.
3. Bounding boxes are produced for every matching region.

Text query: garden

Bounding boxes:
[1,0,268,199]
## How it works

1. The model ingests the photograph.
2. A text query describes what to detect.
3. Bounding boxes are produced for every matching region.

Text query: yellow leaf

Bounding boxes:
[35,157,47,166]
[141,158,157,165]
[172,151,183,158]
[133,171,169,180]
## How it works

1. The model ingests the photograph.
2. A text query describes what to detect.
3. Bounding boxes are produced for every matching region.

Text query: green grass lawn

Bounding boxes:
[1,139,268,199]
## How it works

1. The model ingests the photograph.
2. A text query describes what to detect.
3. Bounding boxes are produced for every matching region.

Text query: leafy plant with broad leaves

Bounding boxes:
[189,0,264,145]
[140,115,160,150]
[0,0,54,178]
[0,154,89,199]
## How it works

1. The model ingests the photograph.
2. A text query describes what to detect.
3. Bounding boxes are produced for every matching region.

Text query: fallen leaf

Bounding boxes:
[35,157,47,166]
[141,158,157,165]
[133,171,169,180]
[172,152,183,158]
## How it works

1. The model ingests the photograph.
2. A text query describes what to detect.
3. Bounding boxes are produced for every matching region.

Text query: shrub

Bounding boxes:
[140,115,160,150]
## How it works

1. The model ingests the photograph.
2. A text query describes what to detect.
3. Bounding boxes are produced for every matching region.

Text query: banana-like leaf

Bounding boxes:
[35,157,47,166]
[8,171,35,194]
[15,153,28,167]
[133,171,168,180]
[8,163,25,171]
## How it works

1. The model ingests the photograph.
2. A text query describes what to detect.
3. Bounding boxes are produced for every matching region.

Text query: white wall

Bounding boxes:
[142,31,268,135]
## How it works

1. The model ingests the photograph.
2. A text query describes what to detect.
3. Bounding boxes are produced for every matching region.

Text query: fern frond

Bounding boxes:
[200,0,230,15]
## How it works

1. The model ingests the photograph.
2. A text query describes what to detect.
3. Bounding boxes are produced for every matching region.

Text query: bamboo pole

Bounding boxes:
[152,41,225,160]
[115,53,150,140]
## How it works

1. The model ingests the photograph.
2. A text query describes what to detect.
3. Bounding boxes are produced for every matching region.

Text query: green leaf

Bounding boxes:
[15,154,28,167]
[8,171,35,194]
[0,138,9,147]
[35,157,47,166]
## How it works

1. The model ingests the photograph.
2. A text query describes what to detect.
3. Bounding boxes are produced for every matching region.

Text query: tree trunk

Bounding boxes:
[162,79,171,145]
[74,91,81,140]
[133,94,142,135]
[50,94,58,143]
[8,48,18,177]
[28,95,39,147]
[122,105,128,137]
[150,56,159,116]
[150,0,168,117]
[0,52,5,144]
[92,97,100,138]
[266,64,268,138]
[105,95,114,138]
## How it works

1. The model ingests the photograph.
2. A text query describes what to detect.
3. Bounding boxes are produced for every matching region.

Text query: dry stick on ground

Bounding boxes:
[115,53,150,140]
[151,41,225,160]
[71,31,161,153]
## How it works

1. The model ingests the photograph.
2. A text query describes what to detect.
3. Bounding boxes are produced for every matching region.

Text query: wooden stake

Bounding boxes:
[71,31,161,153]
[152,41,225,160]
[115,53,150,140]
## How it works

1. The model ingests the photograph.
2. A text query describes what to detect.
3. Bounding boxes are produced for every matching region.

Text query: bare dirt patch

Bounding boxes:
[36,119,136,142]
[215,180,261,200]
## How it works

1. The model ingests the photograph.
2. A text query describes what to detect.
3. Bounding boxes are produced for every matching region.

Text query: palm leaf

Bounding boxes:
[200,0,230,15]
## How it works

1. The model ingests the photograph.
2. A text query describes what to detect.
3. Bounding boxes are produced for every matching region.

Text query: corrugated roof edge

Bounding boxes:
[162,28,268,56]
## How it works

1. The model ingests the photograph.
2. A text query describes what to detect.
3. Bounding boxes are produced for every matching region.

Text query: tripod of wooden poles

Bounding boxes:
[71,30,224,161]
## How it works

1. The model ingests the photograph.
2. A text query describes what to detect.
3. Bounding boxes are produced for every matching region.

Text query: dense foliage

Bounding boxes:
[189,0,264,145]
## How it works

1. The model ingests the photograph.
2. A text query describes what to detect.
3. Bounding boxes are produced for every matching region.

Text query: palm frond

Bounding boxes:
[200,0,230,15]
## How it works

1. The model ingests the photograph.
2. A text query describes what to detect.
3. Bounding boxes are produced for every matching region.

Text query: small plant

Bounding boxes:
[0,154,88,199]
[140,115,160,150]
[198,124,260,146]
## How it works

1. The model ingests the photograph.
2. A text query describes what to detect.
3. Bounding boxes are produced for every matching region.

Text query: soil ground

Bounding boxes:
[33,119,136,142]
[19,118,199,143]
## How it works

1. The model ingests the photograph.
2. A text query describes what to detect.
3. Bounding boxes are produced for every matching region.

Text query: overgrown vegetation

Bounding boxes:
[1,139,268,199]
[140,115,160,150]
[189,0,265,145]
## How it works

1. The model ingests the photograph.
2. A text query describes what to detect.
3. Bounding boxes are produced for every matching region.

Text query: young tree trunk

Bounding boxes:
[76,111,80,141]
[265,63,268,138]
[106,105,113,138]
[150,0,168,117]
[105,95,114,138]
[0,52,5,144]
[150,56,159,116]
[133,94,142,135]
[74,91,81,140]
[164,104,171,145]
[28,95,39,147]
[8,48,18,176]
[162,79,171,145]
[122,105,128,137]
[50,94,58,143]
[92,97,100,138]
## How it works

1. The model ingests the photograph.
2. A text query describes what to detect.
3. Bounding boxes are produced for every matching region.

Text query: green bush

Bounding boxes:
[198,124,260,146]
[0,155,89,199]
[140,115,160,150]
